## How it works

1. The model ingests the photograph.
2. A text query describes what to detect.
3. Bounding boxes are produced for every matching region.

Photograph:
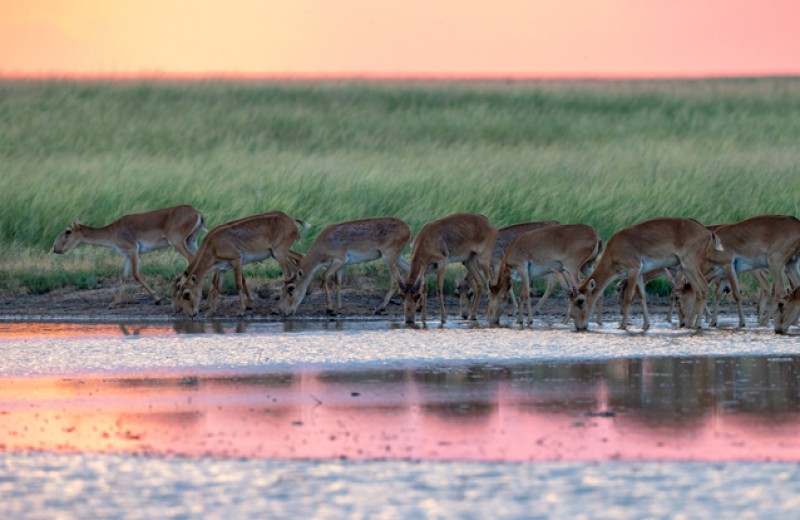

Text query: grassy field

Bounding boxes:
[2,77,799,296]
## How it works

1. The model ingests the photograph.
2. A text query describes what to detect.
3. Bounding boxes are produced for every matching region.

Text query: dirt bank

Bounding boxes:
[0,275,747,324]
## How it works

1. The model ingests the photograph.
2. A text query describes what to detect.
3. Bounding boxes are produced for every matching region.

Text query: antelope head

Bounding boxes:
[396,265,424,324]
[52,219,83,255]
[486,269,511,325]
[175,274,202,317]
[554,270,592,330]
[278,269,305,317]
[455,277,474,320]
[664,269,695,328]
[775,286,800,334]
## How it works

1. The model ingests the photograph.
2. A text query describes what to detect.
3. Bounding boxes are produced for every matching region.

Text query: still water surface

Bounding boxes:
[1,319,797,462]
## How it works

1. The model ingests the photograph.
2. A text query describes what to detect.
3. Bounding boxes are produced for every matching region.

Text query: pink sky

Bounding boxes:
[1,0,799,77]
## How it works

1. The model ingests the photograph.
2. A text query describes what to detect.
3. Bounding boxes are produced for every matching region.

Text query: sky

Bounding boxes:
[1,0,799,78]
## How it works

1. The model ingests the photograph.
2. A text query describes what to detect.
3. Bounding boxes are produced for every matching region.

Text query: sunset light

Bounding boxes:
[2,0,799,77]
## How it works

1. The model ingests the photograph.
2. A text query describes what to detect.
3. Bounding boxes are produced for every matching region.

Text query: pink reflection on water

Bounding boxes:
[1,363,799,461]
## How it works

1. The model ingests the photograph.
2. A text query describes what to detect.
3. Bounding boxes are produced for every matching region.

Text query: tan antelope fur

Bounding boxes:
[170,211,303,314]
[173,211,306,317]
[279,217,412,317]
[670,216,800,328]
[486,224,602,326]
[457,220,559,319]
[396,213,497,325]
[774,286,800,334]
[52,205,205,307]
[563,217,720,331]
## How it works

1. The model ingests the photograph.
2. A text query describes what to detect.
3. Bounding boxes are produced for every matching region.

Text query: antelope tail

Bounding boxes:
[294,218,311,229]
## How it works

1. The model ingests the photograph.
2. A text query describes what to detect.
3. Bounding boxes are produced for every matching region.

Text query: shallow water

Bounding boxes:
[2,356,799,462]
[2,318,800,517]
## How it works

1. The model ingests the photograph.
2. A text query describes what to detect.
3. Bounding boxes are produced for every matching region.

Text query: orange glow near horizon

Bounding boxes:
[1,1,799,78]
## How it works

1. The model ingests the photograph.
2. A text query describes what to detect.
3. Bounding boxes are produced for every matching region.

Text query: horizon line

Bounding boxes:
[2,70,799,82]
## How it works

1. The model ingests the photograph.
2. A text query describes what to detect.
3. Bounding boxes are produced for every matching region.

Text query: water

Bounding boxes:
[2,318,800,517]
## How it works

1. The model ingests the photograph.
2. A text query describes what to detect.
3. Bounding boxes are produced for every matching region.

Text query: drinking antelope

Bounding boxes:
[775,286,800,334]
[279,217,412,317]
[669,216,800,328]
[457,220,559,319]
[562,217,720,331]
[173,211,307,317]
[397,213,497,325]
[487,224,602,326]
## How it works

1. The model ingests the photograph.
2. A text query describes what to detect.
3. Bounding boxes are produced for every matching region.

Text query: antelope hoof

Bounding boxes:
[373,307,386,315]
[326,308,338,316]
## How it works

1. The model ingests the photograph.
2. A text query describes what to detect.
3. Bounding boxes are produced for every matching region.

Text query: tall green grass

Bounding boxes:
[2,78,799,294]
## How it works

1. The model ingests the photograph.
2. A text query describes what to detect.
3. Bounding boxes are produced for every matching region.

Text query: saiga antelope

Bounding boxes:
[456,220,559,319]
[487,224,602,326]
[173,211,306,317]
[52,205,205,307]
[396,213,497,325]
[562,217,720,331]
[279,217,411,317]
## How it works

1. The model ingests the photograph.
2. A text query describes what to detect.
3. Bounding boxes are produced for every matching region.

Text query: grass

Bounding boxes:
[2,77,799,296]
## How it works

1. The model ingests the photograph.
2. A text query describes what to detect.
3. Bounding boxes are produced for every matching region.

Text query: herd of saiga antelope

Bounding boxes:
[51,204,800,334]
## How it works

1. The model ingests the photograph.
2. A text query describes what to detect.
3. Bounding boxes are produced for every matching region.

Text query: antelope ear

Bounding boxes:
[70,219,80,229]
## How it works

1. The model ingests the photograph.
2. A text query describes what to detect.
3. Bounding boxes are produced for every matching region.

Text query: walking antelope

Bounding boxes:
[52,205,205,307]
[279,217,412,317]
[396,213,497,325]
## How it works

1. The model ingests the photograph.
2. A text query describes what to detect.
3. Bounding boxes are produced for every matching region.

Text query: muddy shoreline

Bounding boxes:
[0,278,747,324]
